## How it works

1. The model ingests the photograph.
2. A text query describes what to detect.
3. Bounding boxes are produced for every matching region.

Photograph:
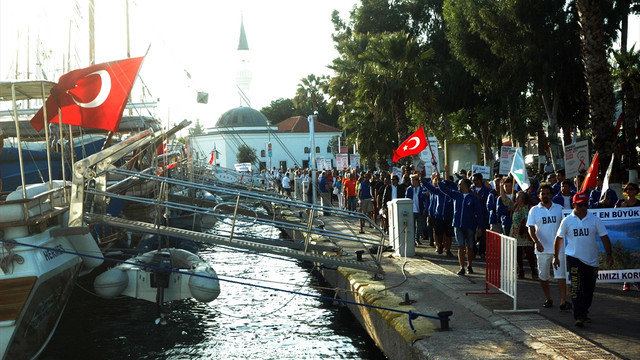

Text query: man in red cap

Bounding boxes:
[553,191,613,328]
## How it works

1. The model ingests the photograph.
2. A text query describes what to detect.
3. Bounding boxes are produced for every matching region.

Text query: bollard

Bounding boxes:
[437,310,453,330]
[399,292,416,305]
[355,250,365,261]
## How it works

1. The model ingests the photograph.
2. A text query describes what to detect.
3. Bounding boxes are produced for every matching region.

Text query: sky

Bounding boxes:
[1,0,638,130]
[0,0,360,128]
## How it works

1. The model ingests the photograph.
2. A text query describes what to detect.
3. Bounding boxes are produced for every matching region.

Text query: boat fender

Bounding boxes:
[188,271,221,302]
[94,268,128,299]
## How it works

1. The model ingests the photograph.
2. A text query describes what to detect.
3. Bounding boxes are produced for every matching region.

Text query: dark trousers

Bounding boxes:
[567,255,599,320]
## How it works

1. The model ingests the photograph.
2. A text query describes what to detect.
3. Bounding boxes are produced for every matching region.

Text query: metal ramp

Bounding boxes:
[85,213,380,272]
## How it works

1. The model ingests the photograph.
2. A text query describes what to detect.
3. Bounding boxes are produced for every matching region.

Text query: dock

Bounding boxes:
[279,209,639,360]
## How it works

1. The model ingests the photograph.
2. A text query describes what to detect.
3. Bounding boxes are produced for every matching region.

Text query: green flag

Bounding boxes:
[510,147,530,191]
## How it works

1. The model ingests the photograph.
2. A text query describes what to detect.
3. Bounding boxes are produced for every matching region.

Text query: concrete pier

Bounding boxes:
[282,211,638,360]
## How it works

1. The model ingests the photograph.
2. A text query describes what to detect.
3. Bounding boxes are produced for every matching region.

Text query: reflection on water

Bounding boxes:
[41,215,385,359]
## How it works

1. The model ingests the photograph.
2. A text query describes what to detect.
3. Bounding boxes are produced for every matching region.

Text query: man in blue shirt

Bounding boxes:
[431,173,484,275]
[588,175,618,208]
[318,171,332,216]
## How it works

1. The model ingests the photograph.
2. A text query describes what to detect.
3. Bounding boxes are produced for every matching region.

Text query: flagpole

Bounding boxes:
[41,82,53,191]
[309,114,317,211]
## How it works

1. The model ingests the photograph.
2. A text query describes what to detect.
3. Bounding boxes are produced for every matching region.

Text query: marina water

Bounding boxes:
[40,214,385,359]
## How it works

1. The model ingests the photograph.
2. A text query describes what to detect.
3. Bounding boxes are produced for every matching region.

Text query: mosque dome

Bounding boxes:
[215,107,268,127]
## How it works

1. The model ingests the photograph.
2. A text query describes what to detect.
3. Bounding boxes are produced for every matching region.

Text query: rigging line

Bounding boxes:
[215,265,314,319]
[2,239,448,323]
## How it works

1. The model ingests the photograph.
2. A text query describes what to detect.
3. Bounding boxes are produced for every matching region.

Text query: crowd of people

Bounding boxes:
[262,162,639,328]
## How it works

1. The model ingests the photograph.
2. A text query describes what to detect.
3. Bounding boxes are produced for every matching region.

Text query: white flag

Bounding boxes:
[600,153,615,201]
[510,147,530,191]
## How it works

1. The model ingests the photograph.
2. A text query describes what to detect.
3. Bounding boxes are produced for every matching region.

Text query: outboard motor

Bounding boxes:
[149,251,172,325]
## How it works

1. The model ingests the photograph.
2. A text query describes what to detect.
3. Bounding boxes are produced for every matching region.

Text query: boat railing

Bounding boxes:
[0,185,70,229]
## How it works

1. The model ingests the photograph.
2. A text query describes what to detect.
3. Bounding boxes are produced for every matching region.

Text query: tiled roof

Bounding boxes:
[276,116,341,133]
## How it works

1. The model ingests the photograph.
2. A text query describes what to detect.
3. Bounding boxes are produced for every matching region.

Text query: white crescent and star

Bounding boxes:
[70,70,111,108]
[402,136,421,151]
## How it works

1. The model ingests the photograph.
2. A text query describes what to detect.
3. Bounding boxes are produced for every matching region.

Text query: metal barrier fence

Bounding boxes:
[467,230,538,313]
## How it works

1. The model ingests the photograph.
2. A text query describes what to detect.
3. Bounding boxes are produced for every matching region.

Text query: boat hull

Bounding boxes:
[0,229,83,360]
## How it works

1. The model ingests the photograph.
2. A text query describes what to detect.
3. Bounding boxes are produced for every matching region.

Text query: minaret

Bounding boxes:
[236,15,252,107]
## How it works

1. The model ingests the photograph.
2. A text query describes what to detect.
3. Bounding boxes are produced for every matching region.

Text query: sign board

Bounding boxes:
[234,163,252,172]
[564,140,589,178]
[445,140,482,177]
[472,165,491,181]
[350,154,361,169]
[336,154,348,170]
[499,146,516,175]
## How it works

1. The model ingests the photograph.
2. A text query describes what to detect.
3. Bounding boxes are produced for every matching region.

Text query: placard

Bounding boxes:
[564,140,589,178]
[336,154,348,170]
[350,154,361,169]
[499,146,516,175]
[471,165,491,181]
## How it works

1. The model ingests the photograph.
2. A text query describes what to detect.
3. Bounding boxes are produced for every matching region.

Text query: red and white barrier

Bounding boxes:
[467,230,538,313]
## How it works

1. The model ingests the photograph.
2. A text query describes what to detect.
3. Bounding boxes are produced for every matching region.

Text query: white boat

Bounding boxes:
[0,81,103,360]
[93,248,220,303]
[0,182,103,360]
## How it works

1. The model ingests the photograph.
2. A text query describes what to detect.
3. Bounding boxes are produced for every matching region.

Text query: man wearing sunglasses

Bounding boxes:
[553,192,613,328]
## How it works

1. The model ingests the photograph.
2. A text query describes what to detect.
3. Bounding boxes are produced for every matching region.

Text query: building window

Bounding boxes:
[279,161,287,170]
[260,150,266,157]
[315,146,320,153]
[302,160,309,169]
[259,162,266,171]
[304,147,310,154]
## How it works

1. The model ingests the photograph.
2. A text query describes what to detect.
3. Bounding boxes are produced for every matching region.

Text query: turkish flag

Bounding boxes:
[209,151,215,164]
[580,152,599,192]
[392,126,427,162]
[30,56,144,132]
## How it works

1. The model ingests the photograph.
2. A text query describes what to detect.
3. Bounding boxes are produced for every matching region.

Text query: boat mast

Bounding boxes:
[89,0,95,65]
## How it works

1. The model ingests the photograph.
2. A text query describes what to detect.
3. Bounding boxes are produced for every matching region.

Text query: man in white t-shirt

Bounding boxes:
[527,184,570,310]
[554,191,614,328]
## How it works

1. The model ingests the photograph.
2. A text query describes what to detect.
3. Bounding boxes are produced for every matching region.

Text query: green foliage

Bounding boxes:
[260,98,296,124]
[236,144,258,164]
[190,119,205,136]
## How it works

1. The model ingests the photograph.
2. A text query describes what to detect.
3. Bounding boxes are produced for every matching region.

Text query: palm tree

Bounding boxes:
[613,45,640,173]
[575,0,617,177]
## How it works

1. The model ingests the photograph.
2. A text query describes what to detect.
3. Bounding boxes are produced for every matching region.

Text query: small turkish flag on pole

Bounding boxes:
[30,56,145,132]
[392,126,427,163]
[209,151,215,165]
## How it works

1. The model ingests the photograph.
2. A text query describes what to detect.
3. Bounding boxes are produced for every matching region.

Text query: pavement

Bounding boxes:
[313,215,640,360]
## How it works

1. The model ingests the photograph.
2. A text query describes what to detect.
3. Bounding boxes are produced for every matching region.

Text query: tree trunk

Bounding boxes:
[576,0,617,179]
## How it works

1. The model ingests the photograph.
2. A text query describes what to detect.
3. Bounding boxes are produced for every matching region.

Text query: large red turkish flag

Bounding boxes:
[392,126,427,163]
[30,56,144,132]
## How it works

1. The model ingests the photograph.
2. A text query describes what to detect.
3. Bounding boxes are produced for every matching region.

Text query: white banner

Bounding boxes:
[596,269,640,283]
[234,162,252,172]
[350,154,361,169]
[499,146,516,175]
[392,167,402,179]
[336,154,348,170]
[316,158,332,171]
[564,140,589,178]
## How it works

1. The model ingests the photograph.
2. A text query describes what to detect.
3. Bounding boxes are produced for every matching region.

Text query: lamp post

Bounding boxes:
[309,113,317,209]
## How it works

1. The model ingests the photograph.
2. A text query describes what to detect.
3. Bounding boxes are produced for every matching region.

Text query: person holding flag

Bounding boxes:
[392,126,427,163]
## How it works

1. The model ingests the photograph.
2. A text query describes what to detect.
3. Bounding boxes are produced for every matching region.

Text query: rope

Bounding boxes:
[0,238,450,325]
[0,240,24,274]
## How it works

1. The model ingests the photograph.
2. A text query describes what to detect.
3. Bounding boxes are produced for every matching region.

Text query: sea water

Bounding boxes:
[40,216,384,359]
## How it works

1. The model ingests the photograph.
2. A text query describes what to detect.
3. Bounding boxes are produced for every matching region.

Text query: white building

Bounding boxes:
[190,109,342,171]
